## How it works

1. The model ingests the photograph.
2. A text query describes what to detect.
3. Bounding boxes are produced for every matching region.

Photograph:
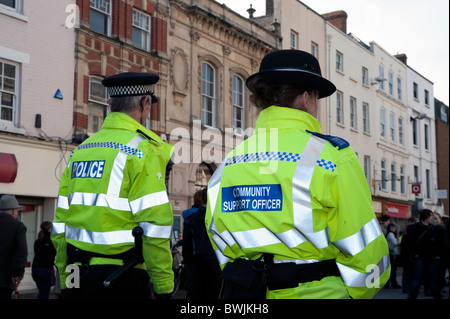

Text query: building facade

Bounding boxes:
[0,0,76,289]
[434,99,449,217]
[405,64,440,217]
[165,0,278,236]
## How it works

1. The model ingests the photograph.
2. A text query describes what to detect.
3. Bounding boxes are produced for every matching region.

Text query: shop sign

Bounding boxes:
[385,202,410,219]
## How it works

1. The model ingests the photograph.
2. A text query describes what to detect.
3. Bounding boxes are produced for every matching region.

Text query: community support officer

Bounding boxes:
[205,50,390,299]
[51,72,174,299]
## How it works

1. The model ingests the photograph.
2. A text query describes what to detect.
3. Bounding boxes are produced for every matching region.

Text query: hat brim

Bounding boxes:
[246,70,336,99]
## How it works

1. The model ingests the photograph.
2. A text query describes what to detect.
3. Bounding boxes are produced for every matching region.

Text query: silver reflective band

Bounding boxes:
[130,191,170,215]
[65,223,172,246]
[232,228,280,249]
[139,221,172,239]
[333,217,382,256]
[291,135,329,249]
[52,222,65,235]
[337,254,390,287]
[57,195,69,210]
[66,226,134,245]
[69,192,130,211]
[108,135,145,196]
[214,249,230,265]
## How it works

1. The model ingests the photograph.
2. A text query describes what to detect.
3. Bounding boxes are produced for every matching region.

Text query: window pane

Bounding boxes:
[90,9,107,35]
[0,0,15,8]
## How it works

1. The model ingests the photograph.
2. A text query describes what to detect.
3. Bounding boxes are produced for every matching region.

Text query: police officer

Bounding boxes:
[205,50,390,299]
[52,72,174,299]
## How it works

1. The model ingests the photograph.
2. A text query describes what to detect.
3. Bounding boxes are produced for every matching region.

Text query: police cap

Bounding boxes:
[102,72,159,98]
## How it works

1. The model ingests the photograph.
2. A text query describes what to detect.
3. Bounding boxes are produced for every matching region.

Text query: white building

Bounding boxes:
[406,64,440,216]
[0,0,76,288]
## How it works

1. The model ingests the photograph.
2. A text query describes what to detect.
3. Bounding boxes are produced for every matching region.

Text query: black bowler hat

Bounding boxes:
[102,72,159,100]
[246,50,336,99]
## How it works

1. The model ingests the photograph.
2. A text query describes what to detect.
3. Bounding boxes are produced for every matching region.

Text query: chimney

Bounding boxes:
[322,10,348,34]
[394,53,408,65]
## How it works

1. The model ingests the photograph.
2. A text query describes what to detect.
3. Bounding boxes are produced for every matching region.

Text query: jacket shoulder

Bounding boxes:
[306,130,350,150]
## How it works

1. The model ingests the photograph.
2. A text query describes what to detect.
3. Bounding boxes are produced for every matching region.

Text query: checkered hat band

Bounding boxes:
[225,151,336,172]
[108,85,154,97]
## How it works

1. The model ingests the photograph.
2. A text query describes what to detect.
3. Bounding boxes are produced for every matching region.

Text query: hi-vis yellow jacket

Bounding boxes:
[205,106,390,299]
[51,112,174,294]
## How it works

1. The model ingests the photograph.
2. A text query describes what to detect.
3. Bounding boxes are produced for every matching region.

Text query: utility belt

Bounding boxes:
[221,255,340,299]
[66,226,145,287]
[67,243,141,267]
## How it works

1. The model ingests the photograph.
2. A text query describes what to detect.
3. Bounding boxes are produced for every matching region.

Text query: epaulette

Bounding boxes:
[306,130,350,150]
[137,129,159,144]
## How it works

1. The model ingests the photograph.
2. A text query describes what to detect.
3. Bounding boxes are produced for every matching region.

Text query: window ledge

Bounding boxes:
[0,6,28,22]
[0,123,26,135]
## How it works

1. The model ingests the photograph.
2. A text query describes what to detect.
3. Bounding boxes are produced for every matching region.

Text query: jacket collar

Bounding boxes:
[255,106,321,133]
[102,112,164,145]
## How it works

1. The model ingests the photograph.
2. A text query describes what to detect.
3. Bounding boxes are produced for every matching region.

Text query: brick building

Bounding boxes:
[435,99,449,217]
[73,0,169,139]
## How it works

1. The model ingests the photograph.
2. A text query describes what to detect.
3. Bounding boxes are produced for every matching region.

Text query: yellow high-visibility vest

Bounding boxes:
[51,112,174,294]
[206,106,390,299]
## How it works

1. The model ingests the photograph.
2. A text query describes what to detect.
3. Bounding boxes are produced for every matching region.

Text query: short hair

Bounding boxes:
[381,215,390,222]
[109,95,143,113]
[193,189,203,206]
[419,209,433,222]
[248,80,315,110]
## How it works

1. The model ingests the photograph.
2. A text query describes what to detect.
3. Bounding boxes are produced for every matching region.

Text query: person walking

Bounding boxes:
[385,223,401,289]
[32,221,56,299]
[205,49,390,299]
[403,209,446,299]
[0,195,28,299]
[51,72,174,299]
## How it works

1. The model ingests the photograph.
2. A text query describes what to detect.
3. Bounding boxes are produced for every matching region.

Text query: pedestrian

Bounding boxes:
[403,209,446,299]
[385,223,401,289]
[400,217,416,293]
[205,49,390,299]
[380,215,391,236]
[0,194,28,299]
[32,221,56,299]
[183,188,221,299]
[51,72,175,299]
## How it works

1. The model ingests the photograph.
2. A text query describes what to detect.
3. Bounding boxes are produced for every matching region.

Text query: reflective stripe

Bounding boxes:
[69,192,130,211]
[66,225,134,245]
[139,222,172,239]
[65,222,171,246]
[214,249,230,265]
[107,135,144,196]
[276,228,308,248]
[129,191,170,215]
[333,217,382,256]
[57,195,69,210]
[232,228,280,249]
[337,254,390,287]
[292,135,329,249]
[52,222,65,235]
[207,160,227,247]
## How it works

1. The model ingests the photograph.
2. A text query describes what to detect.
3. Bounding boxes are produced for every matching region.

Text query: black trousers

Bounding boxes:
[68,265,151,299]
